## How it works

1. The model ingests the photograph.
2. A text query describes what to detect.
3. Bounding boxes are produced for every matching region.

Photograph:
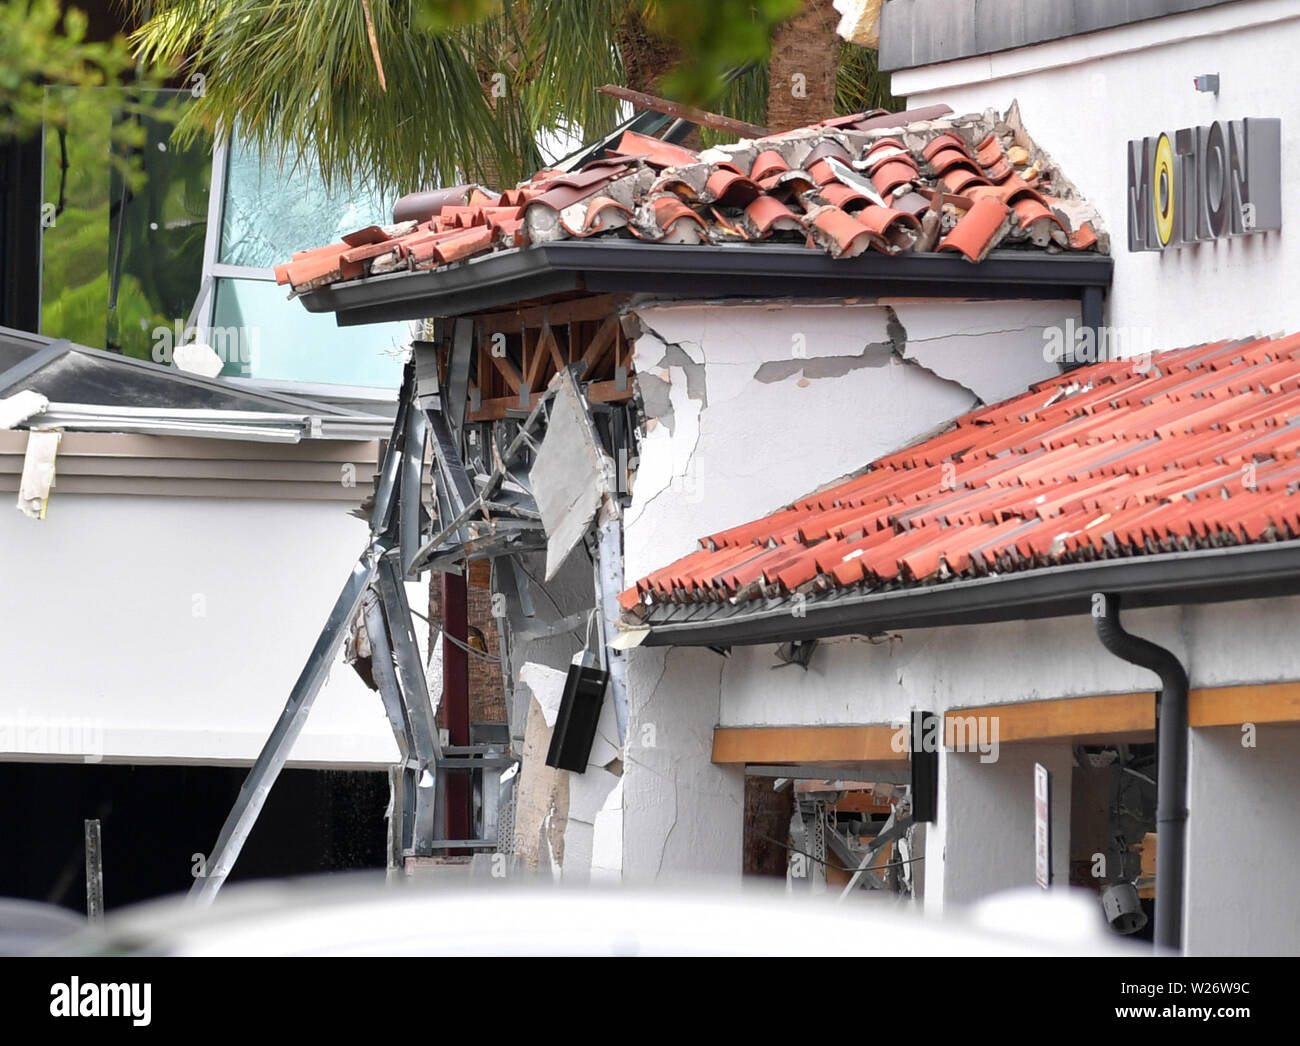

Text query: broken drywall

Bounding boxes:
[517,661,568,728]
[17,430,61,519]
[530,371,614,579]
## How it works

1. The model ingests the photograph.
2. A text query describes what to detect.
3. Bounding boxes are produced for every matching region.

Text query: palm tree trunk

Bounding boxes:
[765,0,841,133]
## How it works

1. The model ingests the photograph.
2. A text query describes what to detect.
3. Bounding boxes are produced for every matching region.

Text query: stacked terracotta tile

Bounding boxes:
[275,105,1105,295]
[623,334,1300,612]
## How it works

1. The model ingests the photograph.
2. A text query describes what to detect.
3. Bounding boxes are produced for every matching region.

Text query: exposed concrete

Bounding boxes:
[1185,724,1300,955]
[753,341,894,382]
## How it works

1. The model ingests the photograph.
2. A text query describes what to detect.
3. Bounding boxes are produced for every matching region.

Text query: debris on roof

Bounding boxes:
[622,333,1300,615]
[275,103,1107,297]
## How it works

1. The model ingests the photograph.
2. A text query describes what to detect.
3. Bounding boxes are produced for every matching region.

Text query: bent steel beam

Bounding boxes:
[189,545,381,905]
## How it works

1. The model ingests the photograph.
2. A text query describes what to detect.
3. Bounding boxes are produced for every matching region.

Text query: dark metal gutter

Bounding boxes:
[299,240,1113,327]
[636,539,1300,648]
[1093,592,1188,952]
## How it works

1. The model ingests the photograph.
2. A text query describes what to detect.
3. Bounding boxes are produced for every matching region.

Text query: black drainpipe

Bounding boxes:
[1092,592,1189,952]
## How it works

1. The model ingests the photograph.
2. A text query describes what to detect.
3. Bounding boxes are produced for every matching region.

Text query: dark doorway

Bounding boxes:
[0,763,388,913]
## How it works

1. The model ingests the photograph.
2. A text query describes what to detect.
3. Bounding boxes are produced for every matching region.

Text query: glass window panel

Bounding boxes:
[220,137,394,268]
[211,277,404,388]
[40,89,208,362]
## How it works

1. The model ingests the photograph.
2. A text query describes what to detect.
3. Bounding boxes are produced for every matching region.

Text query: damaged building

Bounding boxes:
[176,0,1300,960]
[248,99,1115,901]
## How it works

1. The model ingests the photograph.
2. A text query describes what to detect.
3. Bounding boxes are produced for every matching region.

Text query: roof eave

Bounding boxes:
[298,240,1113,327]
[635,539,1300,647]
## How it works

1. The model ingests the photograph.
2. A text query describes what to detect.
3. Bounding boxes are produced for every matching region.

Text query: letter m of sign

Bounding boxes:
[1127,137,1154,252]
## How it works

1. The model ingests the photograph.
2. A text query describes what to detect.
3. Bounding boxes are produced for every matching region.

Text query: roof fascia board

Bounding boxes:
[301,241,1113,327]
[637,539,1300,647]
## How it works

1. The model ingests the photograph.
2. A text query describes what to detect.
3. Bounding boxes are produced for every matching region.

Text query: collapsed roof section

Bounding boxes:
[622,334,1300,645]
[275,102,1107,306]
[0,326,391,443]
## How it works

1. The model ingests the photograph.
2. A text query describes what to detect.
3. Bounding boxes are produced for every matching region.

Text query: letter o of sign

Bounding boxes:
[1153,133,1176,247]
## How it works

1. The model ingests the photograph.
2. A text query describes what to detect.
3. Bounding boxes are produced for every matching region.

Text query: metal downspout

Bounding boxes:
[1092,592,1189,952]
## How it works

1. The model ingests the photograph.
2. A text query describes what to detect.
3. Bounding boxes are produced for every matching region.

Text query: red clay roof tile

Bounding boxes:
[625,336,1300,612]
[280,104,1105,292]
[938,197,1012,262]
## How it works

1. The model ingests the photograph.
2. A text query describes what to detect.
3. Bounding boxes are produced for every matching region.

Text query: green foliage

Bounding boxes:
[121,0,901,198]
[835,39,898,115]
[124,0,807,192]
[1,1,161,188]
[648,0,799,109]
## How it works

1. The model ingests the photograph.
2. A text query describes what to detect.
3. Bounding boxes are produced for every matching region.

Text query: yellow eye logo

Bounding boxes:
[1153,133,1176,246]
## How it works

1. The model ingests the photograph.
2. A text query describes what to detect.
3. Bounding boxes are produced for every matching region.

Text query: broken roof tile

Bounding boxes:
[278,103,1107,294]
[938,197,1013,263]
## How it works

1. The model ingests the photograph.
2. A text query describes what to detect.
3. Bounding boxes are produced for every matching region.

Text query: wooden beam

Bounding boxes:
[711,726,906,765]
[477,294,626,335]
[539,323,565,372]
[585,379,634,404]
[597,84,770,139]
[1190,683,1300,727]
[578,315,619,378]
[488,347,523,392]
[946,694,1154,746]
[946,681,1300,746]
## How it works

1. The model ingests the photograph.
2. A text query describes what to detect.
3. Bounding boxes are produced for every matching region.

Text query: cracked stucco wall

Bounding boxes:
[622,300,1073,585]
[621,645,744,885]
[618,298,1076,882]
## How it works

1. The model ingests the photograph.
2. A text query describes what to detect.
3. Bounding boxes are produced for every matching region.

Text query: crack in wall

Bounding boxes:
[753,340,894,382]
[883,306,985,408]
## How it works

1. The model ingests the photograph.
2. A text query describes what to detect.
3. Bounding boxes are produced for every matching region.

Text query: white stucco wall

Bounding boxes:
[0,494,405,767]
[619,298,1076,882]
[624,299,1071,583]
[924,744,1073,913]
[1185,723,1300,955]
[891,0,1300,350]
[717,596,1300,728]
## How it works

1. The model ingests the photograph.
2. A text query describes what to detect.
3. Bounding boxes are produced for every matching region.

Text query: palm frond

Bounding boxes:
[131,1,511,192]
[835,41,898,115]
